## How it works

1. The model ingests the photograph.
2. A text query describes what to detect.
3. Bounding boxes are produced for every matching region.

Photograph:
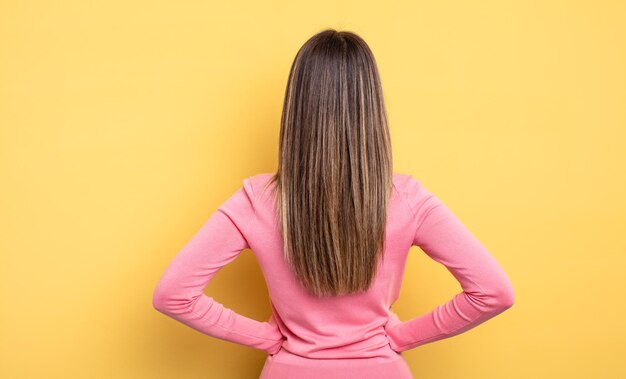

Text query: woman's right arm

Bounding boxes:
[385,177,515,353]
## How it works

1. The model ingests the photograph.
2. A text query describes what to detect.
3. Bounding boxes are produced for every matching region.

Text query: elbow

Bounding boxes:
[152,281,178,314]
[471,279,514,314]
[152,288,169,313]
[152,284,201,316]
[490,283,515,311]
[152,275,184,314]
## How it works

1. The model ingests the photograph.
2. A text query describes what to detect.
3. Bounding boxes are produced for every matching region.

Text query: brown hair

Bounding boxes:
[266,28,393,297]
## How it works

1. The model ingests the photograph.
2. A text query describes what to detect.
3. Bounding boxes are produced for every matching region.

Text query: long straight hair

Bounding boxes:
[266,29,393,297]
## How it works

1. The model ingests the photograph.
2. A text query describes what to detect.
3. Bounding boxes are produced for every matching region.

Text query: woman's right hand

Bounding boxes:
[266,314,286,356]
[384,309,404,353]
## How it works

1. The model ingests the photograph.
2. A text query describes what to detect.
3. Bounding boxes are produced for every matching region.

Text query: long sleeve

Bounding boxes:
[385,177,515,353]
[152,179,285,355]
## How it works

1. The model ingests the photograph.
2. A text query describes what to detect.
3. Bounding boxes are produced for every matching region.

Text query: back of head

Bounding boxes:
[268,28,393,297]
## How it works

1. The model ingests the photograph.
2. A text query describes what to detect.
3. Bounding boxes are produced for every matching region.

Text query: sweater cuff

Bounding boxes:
[225,313,285,354]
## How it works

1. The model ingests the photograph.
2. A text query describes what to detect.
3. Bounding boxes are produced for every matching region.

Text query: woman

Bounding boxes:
[152,28,515,378]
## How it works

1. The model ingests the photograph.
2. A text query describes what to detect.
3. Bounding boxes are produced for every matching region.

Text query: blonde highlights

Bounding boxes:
[269,29,393,297]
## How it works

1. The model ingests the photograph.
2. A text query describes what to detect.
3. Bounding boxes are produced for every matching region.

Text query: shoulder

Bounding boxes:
[392,172,424,199]
[392,172,437,217]
[217,174,273,224]
[242,172,277,203]
[246,172,275,187]
[393,172,416,188]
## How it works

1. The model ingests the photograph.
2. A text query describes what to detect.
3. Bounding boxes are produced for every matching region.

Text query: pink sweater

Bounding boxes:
[152,173,514,360]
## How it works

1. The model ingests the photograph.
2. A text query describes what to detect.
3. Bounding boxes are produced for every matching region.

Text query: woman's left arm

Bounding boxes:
[152,179,284,355]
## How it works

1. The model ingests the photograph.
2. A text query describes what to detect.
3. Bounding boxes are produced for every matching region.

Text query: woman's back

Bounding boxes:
[153,172,514,378]
[250,172,414,358]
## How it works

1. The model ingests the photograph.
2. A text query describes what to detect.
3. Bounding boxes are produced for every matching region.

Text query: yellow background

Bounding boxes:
[1,1,625,378]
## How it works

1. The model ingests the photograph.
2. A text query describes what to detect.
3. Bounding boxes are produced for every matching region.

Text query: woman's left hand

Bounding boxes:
[265,314,286,355]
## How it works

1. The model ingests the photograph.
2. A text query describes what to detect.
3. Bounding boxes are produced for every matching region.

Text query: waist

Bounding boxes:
[261,348,412,379]
[270,345,402,366]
